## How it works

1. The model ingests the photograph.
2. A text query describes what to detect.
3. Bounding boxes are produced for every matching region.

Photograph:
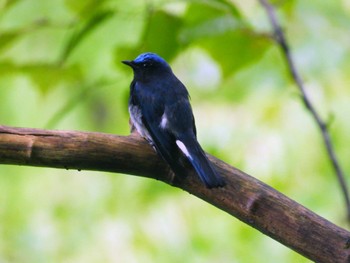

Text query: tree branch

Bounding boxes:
[258,0,350,221]
[0,125,350,262]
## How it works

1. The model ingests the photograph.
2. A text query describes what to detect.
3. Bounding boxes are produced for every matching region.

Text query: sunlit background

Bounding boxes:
[0,0,349,262]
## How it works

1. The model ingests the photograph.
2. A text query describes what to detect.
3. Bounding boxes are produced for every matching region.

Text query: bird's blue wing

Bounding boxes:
[133,90,186,176]
[164,98,225,188]
[141,96,224,187]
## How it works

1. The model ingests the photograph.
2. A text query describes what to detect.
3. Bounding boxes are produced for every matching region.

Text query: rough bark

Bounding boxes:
[0,125,349,262]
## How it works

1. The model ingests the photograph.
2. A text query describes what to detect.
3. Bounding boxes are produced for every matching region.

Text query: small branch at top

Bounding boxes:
[258,0,350,222]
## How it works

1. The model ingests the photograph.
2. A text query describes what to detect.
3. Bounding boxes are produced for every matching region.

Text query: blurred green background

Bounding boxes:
[0,0,349,262]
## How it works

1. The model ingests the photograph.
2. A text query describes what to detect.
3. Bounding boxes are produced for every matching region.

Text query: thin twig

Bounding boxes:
[259,0,350,221]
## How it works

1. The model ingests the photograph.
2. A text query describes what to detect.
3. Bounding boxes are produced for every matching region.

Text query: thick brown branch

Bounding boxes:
[0,125,350,262]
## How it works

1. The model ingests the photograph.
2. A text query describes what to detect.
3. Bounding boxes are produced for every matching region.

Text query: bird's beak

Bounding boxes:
[122,60,135,67]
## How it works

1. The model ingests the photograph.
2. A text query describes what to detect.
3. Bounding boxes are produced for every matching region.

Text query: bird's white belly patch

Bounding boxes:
[129,105,152,142]
[176,140,192,160]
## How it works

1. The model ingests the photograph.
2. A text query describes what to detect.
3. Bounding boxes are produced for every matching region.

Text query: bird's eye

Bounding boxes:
[142,62,153,68]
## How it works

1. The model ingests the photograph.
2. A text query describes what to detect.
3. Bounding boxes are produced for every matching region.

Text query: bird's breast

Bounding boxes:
[128,104,152,142]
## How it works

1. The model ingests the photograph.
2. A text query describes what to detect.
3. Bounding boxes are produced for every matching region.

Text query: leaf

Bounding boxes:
[181,1,272,77]
[179,14,244,43]
[115,10,183,64]
[214,0,242,17]
[64,0,108,18]
[0,31,21,53]
[1,0,21,10]
[59,9,114,64]
[270,0,298,16]
[200,32,272,77]
[141,10,183,60]
[0,61,18,74]
[0,61,82,93]
[20,63,82,93]
[183,0,242,26]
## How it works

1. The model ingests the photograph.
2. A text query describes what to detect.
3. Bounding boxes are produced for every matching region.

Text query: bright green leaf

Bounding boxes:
[20,63,82,93]
[115,10,182,63]
[181,1,271,77]
[0,31,21,53]
[59,9,114,64]
[183,1,242,26]
[141,10,183,60]
[1,0,21,10]
[0,61,83,92]
[201,32,272,77]
[64,0,108,18]
[0,61,18,75]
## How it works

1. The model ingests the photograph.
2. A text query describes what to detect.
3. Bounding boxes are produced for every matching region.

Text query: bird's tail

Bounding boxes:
[176,136,225,188]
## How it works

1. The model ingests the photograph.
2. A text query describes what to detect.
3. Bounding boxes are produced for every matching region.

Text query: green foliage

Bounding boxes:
[116,9,183,62]
[65,0,109,17]
[180,1,271,76]
[0,31,21,51]
[0,0,350,262]
[59,9,115,64]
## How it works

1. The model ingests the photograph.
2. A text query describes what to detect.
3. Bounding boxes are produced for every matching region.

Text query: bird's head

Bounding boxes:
[122,53,172,79]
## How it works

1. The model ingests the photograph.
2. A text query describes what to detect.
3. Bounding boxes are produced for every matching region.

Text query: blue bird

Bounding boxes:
[122,52,225,188]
